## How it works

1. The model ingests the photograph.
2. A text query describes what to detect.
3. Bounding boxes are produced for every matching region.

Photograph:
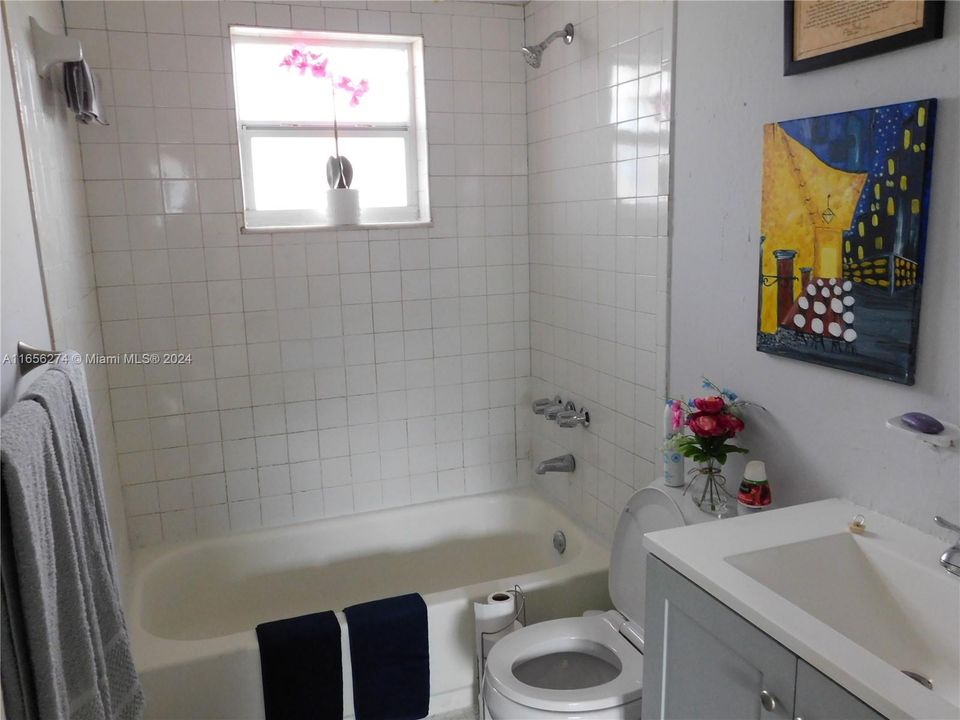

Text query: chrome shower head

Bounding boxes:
[521,45,542,68]
[522,23,574,69]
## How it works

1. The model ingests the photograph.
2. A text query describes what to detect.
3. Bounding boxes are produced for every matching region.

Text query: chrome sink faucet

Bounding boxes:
[934,516,960,576]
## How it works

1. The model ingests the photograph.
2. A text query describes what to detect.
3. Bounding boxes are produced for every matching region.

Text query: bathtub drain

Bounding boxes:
[553,530,566,555]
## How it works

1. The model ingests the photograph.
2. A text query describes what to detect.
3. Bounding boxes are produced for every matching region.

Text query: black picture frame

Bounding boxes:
[784,0,945,76]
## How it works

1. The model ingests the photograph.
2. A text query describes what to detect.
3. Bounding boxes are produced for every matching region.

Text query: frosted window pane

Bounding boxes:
[234,39,410,124]
[250,136,408,211]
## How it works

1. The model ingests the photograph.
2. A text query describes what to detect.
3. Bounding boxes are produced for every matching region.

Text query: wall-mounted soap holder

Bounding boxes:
[886,414,959,448]
[30,17,82,79]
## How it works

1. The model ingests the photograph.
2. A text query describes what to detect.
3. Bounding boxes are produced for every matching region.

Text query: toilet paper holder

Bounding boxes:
[480,585,526,653]
[477,585,526,718]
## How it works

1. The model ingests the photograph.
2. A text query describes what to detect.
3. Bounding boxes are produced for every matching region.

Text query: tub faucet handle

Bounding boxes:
[543,402,567,420]
[556,407,590,428]
[532,396,560,414]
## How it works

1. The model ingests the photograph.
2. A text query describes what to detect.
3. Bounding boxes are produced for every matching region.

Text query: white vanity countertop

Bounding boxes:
[644,498,960,720]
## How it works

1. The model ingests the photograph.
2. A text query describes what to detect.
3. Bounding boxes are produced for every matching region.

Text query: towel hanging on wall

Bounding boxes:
[63,60,107,125]
[0,356,143,719]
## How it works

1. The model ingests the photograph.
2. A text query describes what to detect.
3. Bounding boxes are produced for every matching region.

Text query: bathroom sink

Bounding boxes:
[643,499,960,719]
[727,532,960,710]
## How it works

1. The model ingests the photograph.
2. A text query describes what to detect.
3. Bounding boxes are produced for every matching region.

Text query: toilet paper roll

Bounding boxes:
[474,591,521,670]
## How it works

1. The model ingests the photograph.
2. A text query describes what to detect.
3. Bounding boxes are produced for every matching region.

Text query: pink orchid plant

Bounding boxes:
[280,47,369,189]
[279,48,369,105]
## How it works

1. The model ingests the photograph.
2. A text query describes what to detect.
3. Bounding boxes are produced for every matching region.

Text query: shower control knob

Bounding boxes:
[543,404,565,420]
[556,407,590,428]
[760,690,779,713]
[532,396,561,414]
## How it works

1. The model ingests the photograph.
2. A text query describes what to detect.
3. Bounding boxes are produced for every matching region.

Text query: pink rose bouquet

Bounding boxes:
[668,379,749,466]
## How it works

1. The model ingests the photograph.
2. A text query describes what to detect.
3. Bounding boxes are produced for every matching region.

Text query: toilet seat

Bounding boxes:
[483,613,643,713]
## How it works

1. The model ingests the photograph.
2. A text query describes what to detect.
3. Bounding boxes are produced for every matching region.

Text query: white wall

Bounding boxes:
[3,0,131,582]
[67,0,530,546]
[1,11,52,412]
[672,1,959,535]
[524,0,673,541]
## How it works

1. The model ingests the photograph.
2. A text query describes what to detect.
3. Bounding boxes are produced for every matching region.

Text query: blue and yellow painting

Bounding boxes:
[757,100,937,385]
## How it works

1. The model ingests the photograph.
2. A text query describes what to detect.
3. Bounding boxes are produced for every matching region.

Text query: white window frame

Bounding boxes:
[230,27,431,232]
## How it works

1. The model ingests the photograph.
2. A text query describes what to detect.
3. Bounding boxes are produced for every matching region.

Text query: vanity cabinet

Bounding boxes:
[794,660,885,720]
[642,557,886,720]
[642,556,796,719]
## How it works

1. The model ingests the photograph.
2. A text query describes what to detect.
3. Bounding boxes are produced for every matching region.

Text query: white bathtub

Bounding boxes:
[128,489,611,719]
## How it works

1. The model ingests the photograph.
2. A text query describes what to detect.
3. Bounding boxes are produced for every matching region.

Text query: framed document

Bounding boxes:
[784,0,945,75]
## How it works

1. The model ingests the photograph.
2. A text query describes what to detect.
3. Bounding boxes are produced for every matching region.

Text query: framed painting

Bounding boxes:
[756,100,938,385]
[784,0,945,76]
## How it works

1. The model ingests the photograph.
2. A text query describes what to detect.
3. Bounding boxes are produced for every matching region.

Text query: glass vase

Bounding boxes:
[684,458,733,516]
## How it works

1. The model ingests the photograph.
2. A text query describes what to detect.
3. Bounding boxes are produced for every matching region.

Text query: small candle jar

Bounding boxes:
[737,460,772,513]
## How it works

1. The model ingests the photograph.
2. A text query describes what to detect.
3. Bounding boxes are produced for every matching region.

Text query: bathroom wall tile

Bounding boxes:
[152,72,192,108]
[525,1,673,539]
[291,6,325,31]
[72,0,530,545]
[144,1,184,34]
[64,1,107,30]
[82,144,122,181]
[182,1,222,36]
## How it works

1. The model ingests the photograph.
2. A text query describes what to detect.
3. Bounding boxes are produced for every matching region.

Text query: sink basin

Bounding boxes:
[643,498,960,719]
[727,532,960,709]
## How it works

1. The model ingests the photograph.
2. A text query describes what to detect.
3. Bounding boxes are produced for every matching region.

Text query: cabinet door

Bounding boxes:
[642,556,796,720]
[795,660,886,720]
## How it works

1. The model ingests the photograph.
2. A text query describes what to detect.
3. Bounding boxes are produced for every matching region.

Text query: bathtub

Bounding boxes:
[128,489,611,719]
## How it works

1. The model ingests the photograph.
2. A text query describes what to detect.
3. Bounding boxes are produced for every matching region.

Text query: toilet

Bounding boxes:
[481,486,687,719]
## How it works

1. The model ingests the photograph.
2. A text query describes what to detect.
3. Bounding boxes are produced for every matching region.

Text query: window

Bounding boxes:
[230,27,430,230]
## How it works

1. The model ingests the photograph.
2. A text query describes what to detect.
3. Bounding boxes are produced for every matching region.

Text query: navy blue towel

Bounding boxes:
[344,593,429,720]
[256,610,343,720]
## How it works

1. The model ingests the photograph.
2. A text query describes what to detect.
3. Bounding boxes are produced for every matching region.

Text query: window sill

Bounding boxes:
[240,220,434,234]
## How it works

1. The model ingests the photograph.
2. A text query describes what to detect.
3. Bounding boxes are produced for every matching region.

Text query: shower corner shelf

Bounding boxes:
[30,17,82,79]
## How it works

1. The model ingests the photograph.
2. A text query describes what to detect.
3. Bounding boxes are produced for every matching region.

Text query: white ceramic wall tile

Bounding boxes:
[525,0,674,543]
[71,0,530,546]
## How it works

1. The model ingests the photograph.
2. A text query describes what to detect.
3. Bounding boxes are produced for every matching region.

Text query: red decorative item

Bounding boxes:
[737,460,772,509]
[737,481,771,508]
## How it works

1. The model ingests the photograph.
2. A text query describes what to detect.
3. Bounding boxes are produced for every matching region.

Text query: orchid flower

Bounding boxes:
[278,47,368,107]
[279,46,370,168]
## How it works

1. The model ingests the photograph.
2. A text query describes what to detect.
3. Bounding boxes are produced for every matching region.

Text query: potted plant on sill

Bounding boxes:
[280,47,369,226]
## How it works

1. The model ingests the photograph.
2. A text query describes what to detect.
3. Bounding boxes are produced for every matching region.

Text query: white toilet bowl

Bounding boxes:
[481,486,687,719]
[482,612,643,719]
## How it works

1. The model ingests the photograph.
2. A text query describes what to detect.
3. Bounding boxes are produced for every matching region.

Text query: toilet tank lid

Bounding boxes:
[609,487,686,629]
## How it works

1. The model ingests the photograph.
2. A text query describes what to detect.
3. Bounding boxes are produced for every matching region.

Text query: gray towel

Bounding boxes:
[1,356,143,720]
[63,60,108,126]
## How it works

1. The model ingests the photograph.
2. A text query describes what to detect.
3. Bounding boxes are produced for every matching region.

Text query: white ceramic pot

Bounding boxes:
[326,188,360,226]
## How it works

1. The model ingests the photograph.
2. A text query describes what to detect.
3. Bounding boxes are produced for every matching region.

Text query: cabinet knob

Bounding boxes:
[760,690,779,712]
